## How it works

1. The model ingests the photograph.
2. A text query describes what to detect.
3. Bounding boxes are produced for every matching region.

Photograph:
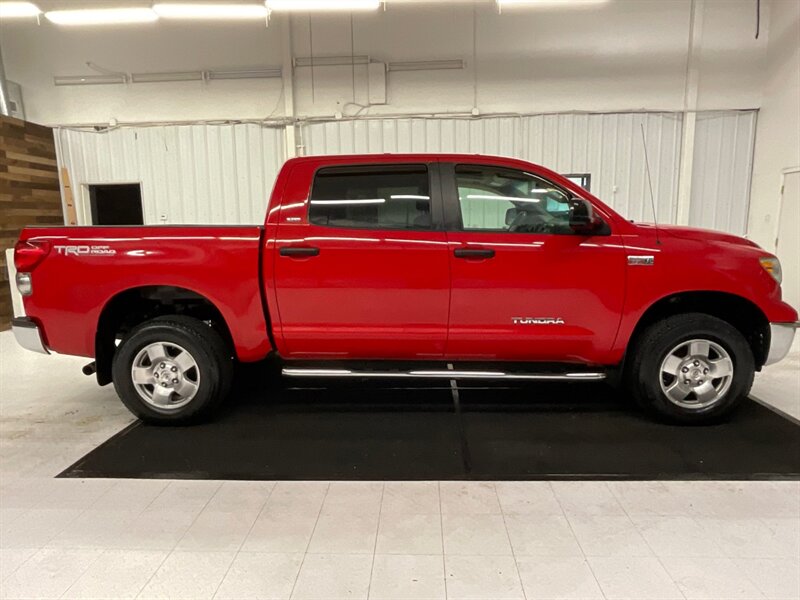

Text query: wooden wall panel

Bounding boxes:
[0,116,63,330]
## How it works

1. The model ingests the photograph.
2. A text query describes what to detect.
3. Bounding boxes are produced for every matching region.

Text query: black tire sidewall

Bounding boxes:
[112,318,228,424]
[631,314,754,423]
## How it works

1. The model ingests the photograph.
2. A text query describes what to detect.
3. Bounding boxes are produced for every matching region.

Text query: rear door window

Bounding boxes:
[309,165,431,230]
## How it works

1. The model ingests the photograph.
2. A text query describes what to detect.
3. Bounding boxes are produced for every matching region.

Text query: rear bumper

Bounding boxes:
[765,322,799,366]
[11,317,49,355]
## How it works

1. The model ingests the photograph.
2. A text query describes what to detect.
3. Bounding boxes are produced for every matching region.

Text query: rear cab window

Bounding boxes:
[309,165,432,230]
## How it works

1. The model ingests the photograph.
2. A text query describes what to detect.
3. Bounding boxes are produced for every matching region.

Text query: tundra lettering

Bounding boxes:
[512,317,566,325]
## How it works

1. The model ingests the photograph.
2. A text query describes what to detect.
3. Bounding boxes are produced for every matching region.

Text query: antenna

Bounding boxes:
[640,122,661,245]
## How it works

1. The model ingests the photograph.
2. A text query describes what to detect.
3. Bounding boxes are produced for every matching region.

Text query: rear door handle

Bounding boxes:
[454,248,495,259]
[279,246,320,257]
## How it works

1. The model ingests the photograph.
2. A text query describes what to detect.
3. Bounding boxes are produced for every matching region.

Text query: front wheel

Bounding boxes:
[112,315,233,424]
[625,313,755,423]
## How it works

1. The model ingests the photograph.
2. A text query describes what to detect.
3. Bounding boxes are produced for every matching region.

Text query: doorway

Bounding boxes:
[776,169,799,311]
[89,184,144,225]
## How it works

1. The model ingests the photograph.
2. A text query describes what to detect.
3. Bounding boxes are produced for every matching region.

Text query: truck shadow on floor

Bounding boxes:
[60,365,800,481]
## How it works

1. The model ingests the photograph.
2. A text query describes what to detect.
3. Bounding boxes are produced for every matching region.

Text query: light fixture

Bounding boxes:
[497,0,608,6]
[55,67,283,86]
[54,74,127,86]
[0,1,40,18]
[208,67,282,80]
[154,3,267,19]
[45,7,158,26]
[294,55,370,67]
[265,0,380,11]
[388,60,465,72]
[131,71,204,83]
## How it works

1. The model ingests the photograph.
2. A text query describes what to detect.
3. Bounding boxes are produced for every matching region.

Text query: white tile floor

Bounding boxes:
[1,330,798,599]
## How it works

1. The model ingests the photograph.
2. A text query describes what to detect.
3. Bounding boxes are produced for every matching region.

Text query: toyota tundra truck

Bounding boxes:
[11,154,799,424]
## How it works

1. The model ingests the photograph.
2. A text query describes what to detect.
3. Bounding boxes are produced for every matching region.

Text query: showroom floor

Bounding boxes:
[1,330,798,600]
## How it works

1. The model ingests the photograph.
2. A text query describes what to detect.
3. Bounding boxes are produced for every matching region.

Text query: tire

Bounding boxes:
[112,315,233,424]
[625,313,754,424]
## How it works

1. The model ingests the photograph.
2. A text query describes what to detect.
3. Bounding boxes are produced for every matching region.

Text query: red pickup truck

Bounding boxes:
[12,154,798,424]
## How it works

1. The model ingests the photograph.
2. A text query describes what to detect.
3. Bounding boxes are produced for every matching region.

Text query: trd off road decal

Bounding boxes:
[54,245,117,257]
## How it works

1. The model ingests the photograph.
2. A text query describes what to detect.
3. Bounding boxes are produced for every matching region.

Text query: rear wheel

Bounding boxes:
[112,315,233,424]
[625,313,754,423]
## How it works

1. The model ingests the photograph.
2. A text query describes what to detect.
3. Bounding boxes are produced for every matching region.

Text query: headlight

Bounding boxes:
[759,257,782,285]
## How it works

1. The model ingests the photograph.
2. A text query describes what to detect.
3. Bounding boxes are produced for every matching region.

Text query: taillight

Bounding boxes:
[14,239,51,272]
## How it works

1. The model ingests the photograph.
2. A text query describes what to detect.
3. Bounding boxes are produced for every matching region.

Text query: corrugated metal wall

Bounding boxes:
[54,110,756,232]
[689,110,757,235]
[302,113,685,225]
[55,124,285,225]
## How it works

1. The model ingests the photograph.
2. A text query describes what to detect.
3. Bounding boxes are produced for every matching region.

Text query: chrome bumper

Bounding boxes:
[765,322,800,366]
[11,317,49,355]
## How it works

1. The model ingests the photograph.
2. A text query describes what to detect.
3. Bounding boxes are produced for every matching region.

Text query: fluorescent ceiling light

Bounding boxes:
[498,0,608,6]
[208,67,282,79]
[388,60,464,72]
[294,55,370,67]
[266,0,380,11]
[0,2,40,18]
[131,71,204,83]
[54,74,127,86]
[45,7,158,25]
[154,3,267,19]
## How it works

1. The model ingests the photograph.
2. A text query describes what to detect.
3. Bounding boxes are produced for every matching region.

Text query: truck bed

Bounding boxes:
[17,225,272,361]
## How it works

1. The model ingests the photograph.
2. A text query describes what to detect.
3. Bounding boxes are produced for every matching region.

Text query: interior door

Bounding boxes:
[776,170,799,311]
[89,184,144,225]
[273,162,450,359]
[442,162,627,363]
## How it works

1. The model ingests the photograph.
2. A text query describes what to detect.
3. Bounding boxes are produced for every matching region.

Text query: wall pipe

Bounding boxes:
[0,43,11,116]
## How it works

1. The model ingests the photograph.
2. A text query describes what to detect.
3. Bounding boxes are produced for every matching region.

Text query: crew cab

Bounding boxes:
[11,154,799,424]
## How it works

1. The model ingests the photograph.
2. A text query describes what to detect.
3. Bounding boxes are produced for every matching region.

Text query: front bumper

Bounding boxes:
[765,322,799,366]
[11,317,49,355]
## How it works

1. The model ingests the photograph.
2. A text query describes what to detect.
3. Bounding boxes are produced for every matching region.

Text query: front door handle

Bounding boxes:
[454,248,495,259]
[280,246,320,257]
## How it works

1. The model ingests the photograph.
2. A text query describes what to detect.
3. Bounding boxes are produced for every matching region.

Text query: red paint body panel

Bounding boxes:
[268,158,450,359]
[18,227,271,362]
[17,153,797,368]
[444,232,627,363]
[610,224,798,361]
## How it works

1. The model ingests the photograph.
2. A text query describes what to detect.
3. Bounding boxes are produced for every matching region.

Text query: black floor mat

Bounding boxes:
[59,374,800,481]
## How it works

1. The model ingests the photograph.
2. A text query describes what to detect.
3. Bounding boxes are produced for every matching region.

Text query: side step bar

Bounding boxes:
[282,368,606,381]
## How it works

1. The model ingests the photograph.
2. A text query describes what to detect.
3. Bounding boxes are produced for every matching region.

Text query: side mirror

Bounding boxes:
[568,197,605,235]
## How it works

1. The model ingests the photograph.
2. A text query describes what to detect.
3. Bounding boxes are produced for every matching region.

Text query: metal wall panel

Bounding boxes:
[55,123,285,225]
[689,110,757,235]
[302,113,685,225]
[55,111,756,233]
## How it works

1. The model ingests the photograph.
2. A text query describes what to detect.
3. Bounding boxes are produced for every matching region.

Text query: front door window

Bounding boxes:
[455,165,574,235]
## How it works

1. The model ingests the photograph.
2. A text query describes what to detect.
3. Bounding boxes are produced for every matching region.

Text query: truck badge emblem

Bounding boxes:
[627,255,655,266]
[512,317,565,325]
[54,245,117,257]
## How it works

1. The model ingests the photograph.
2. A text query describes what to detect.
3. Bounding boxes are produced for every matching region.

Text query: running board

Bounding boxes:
[281,368,606,381]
